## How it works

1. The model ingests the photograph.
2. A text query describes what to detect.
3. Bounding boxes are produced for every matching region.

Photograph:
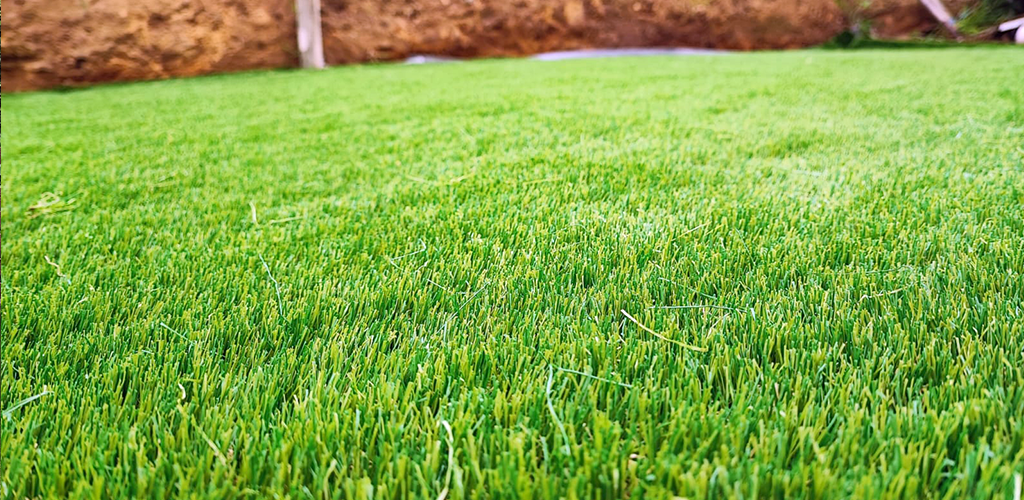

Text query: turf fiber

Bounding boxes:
[2,48,1024,499]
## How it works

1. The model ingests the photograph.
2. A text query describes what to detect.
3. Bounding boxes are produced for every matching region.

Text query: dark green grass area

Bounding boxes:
[3,48,1024,499]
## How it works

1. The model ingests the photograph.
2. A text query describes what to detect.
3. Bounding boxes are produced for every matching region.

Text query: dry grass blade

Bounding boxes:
[546,365,572,456]
[268,215,305,225]
[43,255,70,283]
[258,252,285,317]
[27,192,76,219]
[3,390,52,420]
[553,365,633,388]
[437,420,455,500]
[621,310,707,352]
[249,202,259,225]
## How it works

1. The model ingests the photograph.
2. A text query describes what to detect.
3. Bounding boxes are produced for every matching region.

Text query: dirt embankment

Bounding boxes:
[1,0,298,92]
[0,0,958,92]
[319,0,843,64]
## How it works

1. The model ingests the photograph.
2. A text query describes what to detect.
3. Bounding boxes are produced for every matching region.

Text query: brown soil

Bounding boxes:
[319,0,844,64]
[0,0,967,92]
[1,0,298,92]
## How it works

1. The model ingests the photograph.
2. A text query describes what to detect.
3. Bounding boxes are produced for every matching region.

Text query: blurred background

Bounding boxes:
[2,0,1022,92]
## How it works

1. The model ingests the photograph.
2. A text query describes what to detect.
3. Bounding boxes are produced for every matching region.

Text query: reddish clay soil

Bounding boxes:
[319,0,843,64]
[1,0,298,92]
[0,0,964,92]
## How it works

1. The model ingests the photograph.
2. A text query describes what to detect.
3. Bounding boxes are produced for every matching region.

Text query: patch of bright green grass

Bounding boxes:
[3,48,1024,499]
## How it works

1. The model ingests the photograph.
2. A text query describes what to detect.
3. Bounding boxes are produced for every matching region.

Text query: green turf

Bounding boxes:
[3,48,1024,499]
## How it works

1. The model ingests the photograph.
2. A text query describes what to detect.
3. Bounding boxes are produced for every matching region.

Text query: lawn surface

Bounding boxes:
[3,48,1024,499]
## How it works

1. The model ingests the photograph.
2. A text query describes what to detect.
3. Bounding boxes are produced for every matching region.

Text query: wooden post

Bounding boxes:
[919,0,961,38]
[295,0,325,69]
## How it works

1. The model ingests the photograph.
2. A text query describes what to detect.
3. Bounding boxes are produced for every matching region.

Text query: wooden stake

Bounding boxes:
[919,0,961,38]
[295,0,325,69]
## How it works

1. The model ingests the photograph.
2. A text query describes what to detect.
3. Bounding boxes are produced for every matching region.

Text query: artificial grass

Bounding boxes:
[2,47,1023,499]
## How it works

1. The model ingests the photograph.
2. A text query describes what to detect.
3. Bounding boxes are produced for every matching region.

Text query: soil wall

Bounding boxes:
[1,0,958,92]
[2,0,298,92]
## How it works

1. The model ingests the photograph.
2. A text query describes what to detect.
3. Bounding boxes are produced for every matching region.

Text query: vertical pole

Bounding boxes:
[919,0,961,38]
[296,0,325,69]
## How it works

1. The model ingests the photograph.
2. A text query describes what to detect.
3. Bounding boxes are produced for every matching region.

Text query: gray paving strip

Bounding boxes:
[404,47,728,64]
[405,55,462,64]
[530,47,729,60]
